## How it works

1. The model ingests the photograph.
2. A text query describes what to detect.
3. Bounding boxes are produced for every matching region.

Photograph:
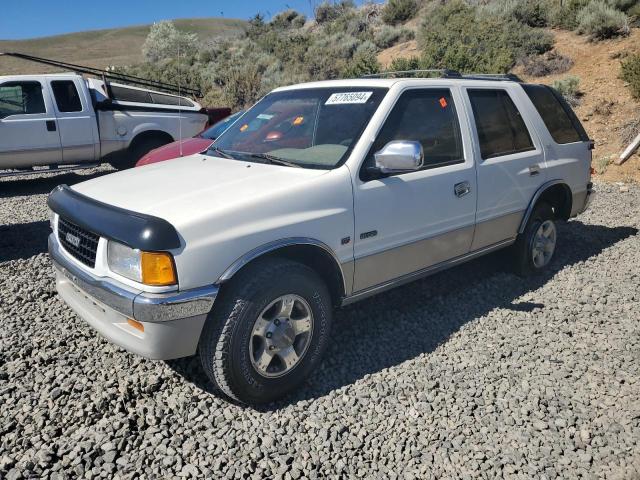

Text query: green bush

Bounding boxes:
[342,42,381,77]
[552,75,581,106]
[576,0,629,40]
[387,56,423,72]
[605,0,637,12]
[482,0,551,27]
[373,25,415,49]
[418,1,552,74]
[314,1,356,24]
[548,0,590,29]
[270,9,306,30]
[381,0,419,25]
[620,53,640,99]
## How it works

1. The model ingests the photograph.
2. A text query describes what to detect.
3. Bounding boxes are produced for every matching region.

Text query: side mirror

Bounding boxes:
[374,140,423,174]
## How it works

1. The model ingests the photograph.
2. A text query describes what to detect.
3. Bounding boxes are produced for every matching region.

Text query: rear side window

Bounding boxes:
[522,84,588,144]
[365,88,464,171]
[150,92,194,107]
[0,81,46,118]
[51,80,83,112]
[468,89,534,160]
[110,85,152,103]
[110,85,193,107]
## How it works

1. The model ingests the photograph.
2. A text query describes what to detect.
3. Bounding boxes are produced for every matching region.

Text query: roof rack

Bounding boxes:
[361,69,522,82]
[362,69,462,79]
[0,52,203,98]
[461,73,523,82]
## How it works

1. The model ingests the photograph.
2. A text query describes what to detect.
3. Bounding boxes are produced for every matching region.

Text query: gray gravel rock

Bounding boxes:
[1,171,639,479]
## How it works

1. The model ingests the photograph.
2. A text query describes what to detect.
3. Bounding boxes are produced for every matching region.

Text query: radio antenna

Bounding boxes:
[178,43,183,158]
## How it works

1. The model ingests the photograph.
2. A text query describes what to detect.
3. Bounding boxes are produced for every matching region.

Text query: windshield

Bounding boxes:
[200,110,245,140]
[208,87,388,169]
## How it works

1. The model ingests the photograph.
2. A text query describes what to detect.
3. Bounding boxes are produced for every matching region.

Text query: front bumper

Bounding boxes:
[49,234,218,359]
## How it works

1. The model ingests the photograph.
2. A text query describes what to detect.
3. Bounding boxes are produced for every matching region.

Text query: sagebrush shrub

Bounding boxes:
[142,21,198,62]
[373,25,415,49]
[381,0,419,25]
[620,53,640,99]
[552,75,581,106]
[520,51,574,77]
[270,9,306,30]
[315,1,356,24]
[576,0,629,39]
[482,0,551,27]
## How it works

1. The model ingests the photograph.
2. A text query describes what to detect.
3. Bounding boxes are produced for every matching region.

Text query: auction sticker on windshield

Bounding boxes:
[325,92,373,105]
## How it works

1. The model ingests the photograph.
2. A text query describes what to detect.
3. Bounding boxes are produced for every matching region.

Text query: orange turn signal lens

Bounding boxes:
[141,251,177,286]
[127,319,145,332]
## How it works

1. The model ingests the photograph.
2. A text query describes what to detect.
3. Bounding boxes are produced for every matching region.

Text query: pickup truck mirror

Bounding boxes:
[374,140,424,174]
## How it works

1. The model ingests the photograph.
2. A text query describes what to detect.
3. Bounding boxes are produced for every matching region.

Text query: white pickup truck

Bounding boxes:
[0,67,207,175]
[47,73,594,405]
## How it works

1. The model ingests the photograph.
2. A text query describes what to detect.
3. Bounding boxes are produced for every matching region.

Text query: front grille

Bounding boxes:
[58,217,100,268]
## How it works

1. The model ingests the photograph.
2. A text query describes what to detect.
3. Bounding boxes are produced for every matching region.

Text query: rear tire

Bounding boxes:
[109,136,170,170]
[198,258,333,405]
[512,202,557,276]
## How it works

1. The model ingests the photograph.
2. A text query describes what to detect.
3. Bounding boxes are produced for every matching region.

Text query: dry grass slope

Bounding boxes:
[0,18,247,75]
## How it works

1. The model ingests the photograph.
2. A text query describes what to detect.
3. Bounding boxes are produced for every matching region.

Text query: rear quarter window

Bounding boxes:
[467,89,535,160]
[522,84,589,144]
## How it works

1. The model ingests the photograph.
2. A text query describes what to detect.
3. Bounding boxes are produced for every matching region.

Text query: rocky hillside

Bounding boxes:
[379,27,640,183]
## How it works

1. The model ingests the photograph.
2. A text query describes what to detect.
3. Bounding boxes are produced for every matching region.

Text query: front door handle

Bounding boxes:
[454,181,471,198]
[529,164,541,176]
[46,120,57,132]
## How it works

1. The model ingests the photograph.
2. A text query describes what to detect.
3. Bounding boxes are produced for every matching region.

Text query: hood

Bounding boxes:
[135,137,214,166]
[73,154,328,228]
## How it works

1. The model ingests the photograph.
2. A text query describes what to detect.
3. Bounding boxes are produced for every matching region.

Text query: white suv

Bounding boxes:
[48,74,594,404]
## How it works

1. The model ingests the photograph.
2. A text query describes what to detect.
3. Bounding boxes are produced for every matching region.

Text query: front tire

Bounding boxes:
[512,202,557,276]
[199,258,332,405]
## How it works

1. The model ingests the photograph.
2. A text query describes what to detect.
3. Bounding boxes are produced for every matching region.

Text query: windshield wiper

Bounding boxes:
[246,153,302,168]
[208,146,235,159]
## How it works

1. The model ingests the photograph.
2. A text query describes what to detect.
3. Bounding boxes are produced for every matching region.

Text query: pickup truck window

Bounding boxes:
[468,89,535,160]
[0,81,46,118]
[51,80,83,113]
[363,89,463,173]
[110,85,195,107]
[210,87,388,169]
[522,84,588,144]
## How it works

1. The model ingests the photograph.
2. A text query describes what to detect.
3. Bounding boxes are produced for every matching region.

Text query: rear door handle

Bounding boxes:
[46,120,57,132]
[454,181,471,198]
[529,164,541,176]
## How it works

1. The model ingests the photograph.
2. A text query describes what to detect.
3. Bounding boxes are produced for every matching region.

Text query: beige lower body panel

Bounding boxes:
[353,225,474,292]
[350,211,523,298]
[471,210,523,251]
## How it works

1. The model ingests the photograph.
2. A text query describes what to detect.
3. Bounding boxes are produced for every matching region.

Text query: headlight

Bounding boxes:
[107,241,177,286]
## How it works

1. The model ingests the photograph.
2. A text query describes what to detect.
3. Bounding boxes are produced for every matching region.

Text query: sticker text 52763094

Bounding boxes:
[325,92,373,105]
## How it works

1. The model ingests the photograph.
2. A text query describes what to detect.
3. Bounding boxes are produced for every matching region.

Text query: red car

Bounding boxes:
[136,110,243,167]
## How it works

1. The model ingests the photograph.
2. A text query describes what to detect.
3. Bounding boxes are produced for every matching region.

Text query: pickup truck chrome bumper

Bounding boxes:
[48,233,217,359]
[582,182,595,213]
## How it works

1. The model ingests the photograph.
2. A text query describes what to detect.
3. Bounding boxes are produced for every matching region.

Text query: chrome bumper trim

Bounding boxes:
[49,234,217,323]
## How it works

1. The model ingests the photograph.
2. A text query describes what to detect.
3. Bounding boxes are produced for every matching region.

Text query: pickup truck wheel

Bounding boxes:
[513,202,557,276]
[198,258,332,405]
[110,136,169,170]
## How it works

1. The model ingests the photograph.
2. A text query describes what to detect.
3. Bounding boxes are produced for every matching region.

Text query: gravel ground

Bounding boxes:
[1,170,639,479]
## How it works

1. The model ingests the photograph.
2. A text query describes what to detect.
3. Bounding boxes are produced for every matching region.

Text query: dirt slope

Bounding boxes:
[378,28,640,183]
